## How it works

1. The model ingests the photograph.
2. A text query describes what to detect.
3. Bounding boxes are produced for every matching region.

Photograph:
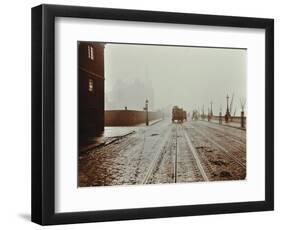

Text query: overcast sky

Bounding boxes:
[104,43,246,115]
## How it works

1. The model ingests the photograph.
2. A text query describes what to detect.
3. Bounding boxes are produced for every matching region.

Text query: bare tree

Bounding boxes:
[233,107,237,117]
[240,97,246,112]
[229,93,234,114]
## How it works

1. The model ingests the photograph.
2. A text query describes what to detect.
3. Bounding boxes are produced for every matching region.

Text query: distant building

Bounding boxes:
[105,78,155,111]
[78,42,105,142]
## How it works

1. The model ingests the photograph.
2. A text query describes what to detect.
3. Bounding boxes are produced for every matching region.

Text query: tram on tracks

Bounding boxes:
[172,106,187,123]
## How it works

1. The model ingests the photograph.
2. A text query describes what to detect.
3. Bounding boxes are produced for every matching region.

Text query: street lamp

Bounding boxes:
[145,99,149,126]
[210,101,213,117]
[225,94,231,123]
[219,105,222,124]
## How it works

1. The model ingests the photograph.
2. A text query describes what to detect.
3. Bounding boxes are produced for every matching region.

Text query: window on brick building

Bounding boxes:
[88,79,94,92]
[87,45,94,60]
[87,45,91,59]
[90,46,94,60]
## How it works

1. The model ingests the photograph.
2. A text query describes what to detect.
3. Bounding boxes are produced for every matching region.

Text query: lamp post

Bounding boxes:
[225,94,231,123]
[241,110,245,128]
[210,101,213,117]
[202,105,205,120]
[226,95,230,114]
[219,105,222,124]
[145,99,149,126]
[239,98,246,129]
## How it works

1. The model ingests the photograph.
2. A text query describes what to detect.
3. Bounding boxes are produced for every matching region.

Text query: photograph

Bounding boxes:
[78,42,247,187]
[30,4,274,225]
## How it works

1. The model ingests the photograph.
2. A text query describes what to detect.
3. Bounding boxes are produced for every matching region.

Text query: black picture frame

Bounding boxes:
[31,4,274,225]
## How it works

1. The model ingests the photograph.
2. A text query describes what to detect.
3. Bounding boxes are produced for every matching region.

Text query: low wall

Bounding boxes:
[105,110,163,126]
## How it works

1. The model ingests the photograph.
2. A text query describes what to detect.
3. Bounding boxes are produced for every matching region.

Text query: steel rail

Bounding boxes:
[195,123,246,152]
[141,126,172,184]
[181,125,209,181]
[174,125,178,183]
[198,121,246,144]
[189,124,246,168]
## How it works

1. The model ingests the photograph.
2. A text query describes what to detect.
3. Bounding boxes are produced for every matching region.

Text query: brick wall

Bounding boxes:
[105,110,163,126]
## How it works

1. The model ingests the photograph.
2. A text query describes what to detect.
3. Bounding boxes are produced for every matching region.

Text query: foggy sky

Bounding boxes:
[104,43,246,115]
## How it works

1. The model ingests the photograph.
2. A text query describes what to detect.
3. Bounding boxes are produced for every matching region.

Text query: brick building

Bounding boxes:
[78,42,105,144]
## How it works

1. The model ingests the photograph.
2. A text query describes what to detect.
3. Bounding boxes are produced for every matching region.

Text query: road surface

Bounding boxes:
[79,119,246,187]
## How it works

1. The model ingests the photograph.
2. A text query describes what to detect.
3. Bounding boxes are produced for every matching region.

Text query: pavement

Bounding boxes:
[80,119,163,154]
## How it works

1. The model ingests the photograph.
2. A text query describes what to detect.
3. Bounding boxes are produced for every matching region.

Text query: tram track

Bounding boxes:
[198,121,246,144]
[174,125,178,183]
[197,122,246,147]
[142,123,209,184]
[141,125,173,184]
[188,123,246,169]
[80,119,246,186]
[180,124,209,181]
[192,122,246,163]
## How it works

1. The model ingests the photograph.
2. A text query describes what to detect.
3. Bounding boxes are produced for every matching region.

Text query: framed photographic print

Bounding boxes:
[31,4,274,225]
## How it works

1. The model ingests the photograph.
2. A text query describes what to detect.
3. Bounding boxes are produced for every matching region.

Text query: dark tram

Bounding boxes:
[172,106,187,123]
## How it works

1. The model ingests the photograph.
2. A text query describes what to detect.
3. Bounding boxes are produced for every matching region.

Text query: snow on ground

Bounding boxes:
[79,119,246,187]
